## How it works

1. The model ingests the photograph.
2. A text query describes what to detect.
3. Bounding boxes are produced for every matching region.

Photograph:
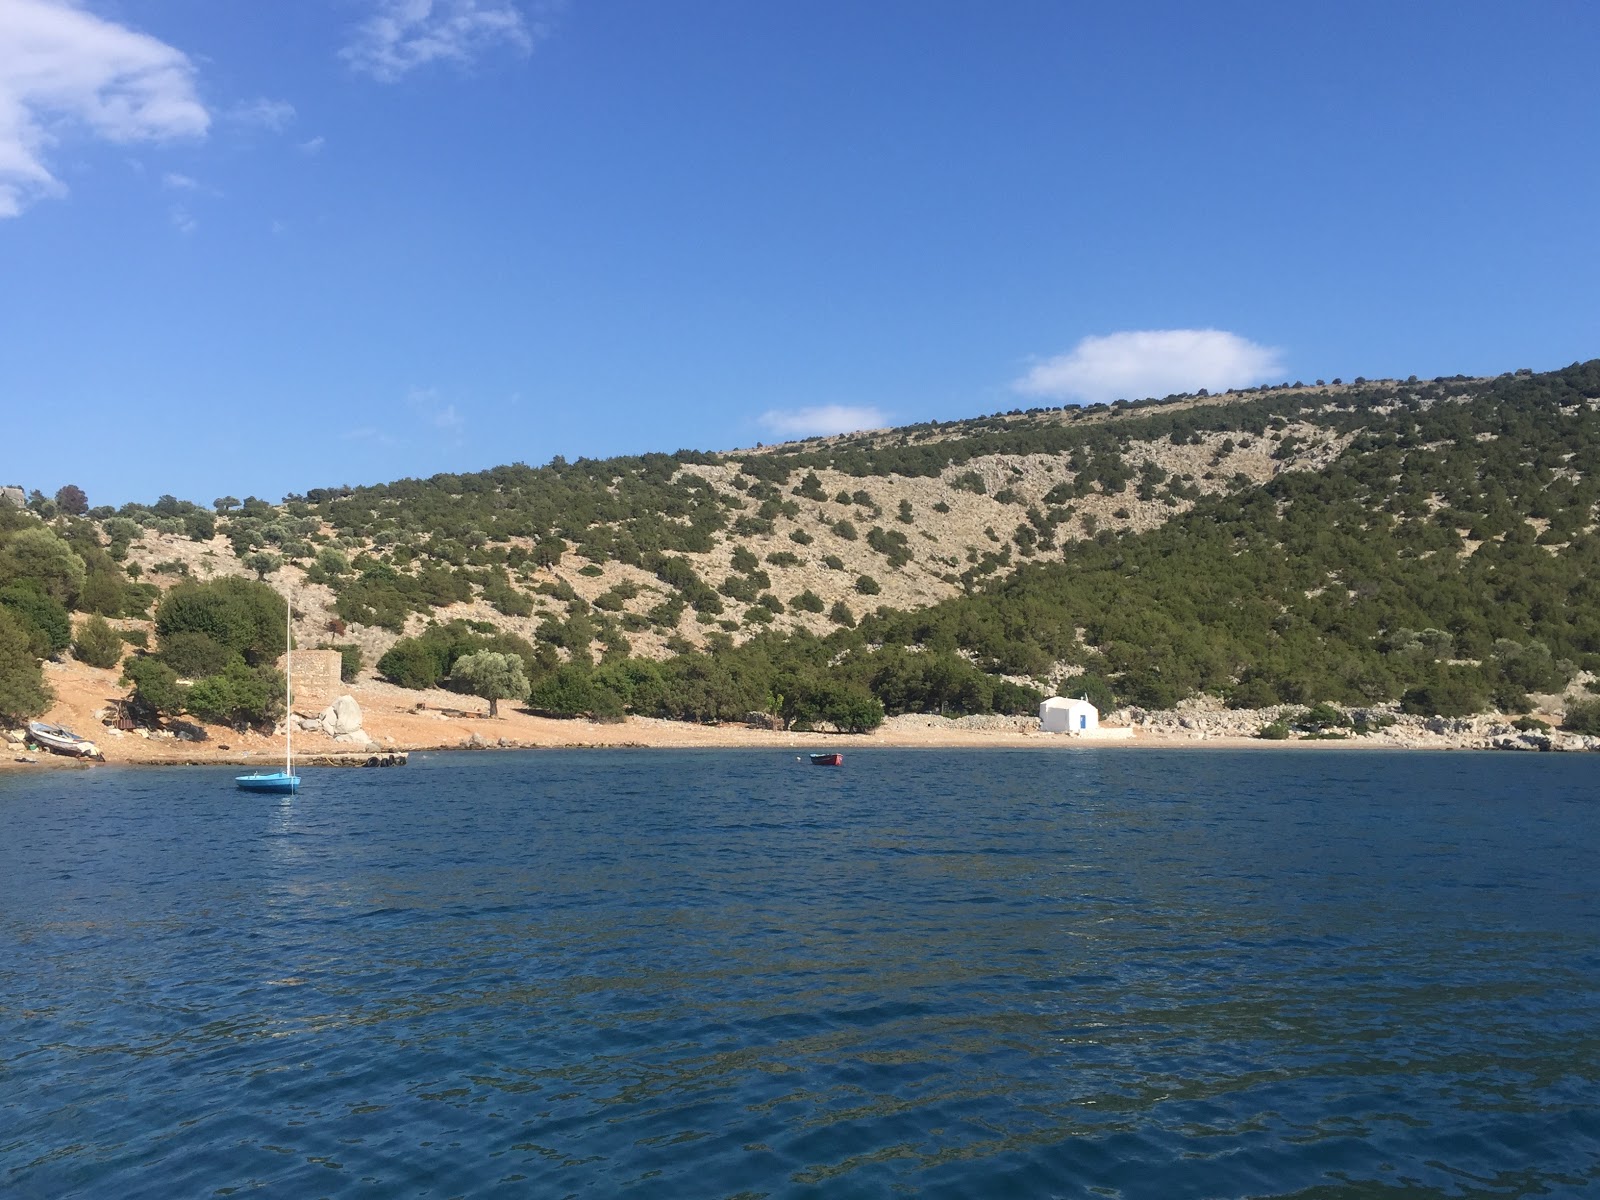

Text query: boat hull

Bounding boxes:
[27,722,101,759]
[236,772,300,794]
[809,753,843,766]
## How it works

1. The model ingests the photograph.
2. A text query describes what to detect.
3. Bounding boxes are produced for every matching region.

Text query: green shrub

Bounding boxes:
[527,663,598,717]
[187,661,284,730]
[1296,702,1350,731]
[377,638,450,689]
[789,529,814,545]
[73,615,124,669]
[157,577,286,664]
[0,527,86,608]
[0,608,53,724]
[833,519,858,541]
[1257,720,1292,739]
[0,585,71,655]
[791,589,825,613]
[855,574,881,595]
[828,600,855,627]
[866,526,911,568]
[160,631,239,678]
[1561,699,1600,736]
[121,655,186,721]
[1400,671,1488,718]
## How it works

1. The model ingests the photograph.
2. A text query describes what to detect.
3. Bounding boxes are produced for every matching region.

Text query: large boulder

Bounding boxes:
[321,695,363,737]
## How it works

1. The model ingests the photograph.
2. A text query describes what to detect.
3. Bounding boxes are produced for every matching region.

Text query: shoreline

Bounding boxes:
[6,662,1592,772]
[3,719,1582,772]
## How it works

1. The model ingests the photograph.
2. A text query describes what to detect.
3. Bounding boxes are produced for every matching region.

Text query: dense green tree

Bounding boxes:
[121,656,187,722]
[186,661,284,730]
[73,615,124,669]
[0,608,52,723]
[0,528,86,608]
[0,586,71,655]
[1561,699,1600,736]
[54,484,89,516]
[159,631,239,678]
[156,578,286,665]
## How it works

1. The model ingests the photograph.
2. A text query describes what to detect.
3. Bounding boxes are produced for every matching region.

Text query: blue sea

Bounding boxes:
[2,749,1597,1198]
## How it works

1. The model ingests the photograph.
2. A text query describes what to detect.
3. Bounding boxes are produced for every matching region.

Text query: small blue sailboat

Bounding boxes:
[237,587,300,795]
[235,768,298,795]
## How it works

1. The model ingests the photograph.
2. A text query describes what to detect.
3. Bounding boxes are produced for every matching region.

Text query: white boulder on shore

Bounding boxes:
[291,695,372,746]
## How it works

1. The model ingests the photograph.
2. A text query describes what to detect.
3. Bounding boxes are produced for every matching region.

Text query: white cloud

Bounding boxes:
[297,135,325,155]
[758,405,889,439]
[162,170,197,190]
[342,0,548,82]
[1014,329,1285,404]
[0,0,208,216]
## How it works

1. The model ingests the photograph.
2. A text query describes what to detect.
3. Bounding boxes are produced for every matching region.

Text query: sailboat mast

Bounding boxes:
[285,587,292,777]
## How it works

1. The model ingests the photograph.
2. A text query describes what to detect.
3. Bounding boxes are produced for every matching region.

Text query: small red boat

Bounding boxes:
[809,752,843,766]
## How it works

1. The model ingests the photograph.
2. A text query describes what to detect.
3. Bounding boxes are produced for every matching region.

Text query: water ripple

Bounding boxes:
[1,749,1597,1197]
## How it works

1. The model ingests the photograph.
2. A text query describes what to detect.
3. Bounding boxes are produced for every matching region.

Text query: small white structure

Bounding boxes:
[1040,696,1099,734]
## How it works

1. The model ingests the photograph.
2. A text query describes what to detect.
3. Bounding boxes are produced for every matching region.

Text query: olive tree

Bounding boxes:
[449,650,530,717]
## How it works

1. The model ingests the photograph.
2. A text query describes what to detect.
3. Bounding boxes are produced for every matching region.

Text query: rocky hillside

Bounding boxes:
[105,380,1382,674]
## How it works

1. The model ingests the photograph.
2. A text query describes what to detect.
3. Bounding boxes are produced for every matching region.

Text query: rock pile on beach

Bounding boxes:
[1120,697,1600,751]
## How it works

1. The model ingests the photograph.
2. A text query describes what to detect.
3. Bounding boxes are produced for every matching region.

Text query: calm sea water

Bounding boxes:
[2,749,1597,1198]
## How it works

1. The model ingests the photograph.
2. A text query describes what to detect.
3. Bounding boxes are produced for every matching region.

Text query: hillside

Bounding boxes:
[6,359,1600,739]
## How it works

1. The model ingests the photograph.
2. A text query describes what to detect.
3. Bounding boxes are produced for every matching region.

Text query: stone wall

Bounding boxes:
[287,650,343,707]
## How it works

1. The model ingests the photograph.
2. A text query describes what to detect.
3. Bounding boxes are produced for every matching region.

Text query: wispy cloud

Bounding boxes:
[169,206,196,234]
[342,0,553,83]
[226,97,295,131]
[0,0,208,217]
[407,388,467,442]
[1013,329,1285,404]
[758,405,889,439]
[343,425,398,447]
[162,171,198,190]
[297,135,325,155]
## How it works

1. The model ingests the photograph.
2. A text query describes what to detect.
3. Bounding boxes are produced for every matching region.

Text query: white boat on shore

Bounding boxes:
[27,722,102,760]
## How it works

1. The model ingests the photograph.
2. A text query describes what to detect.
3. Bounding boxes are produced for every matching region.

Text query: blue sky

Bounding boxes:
[2,1,1597,508]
